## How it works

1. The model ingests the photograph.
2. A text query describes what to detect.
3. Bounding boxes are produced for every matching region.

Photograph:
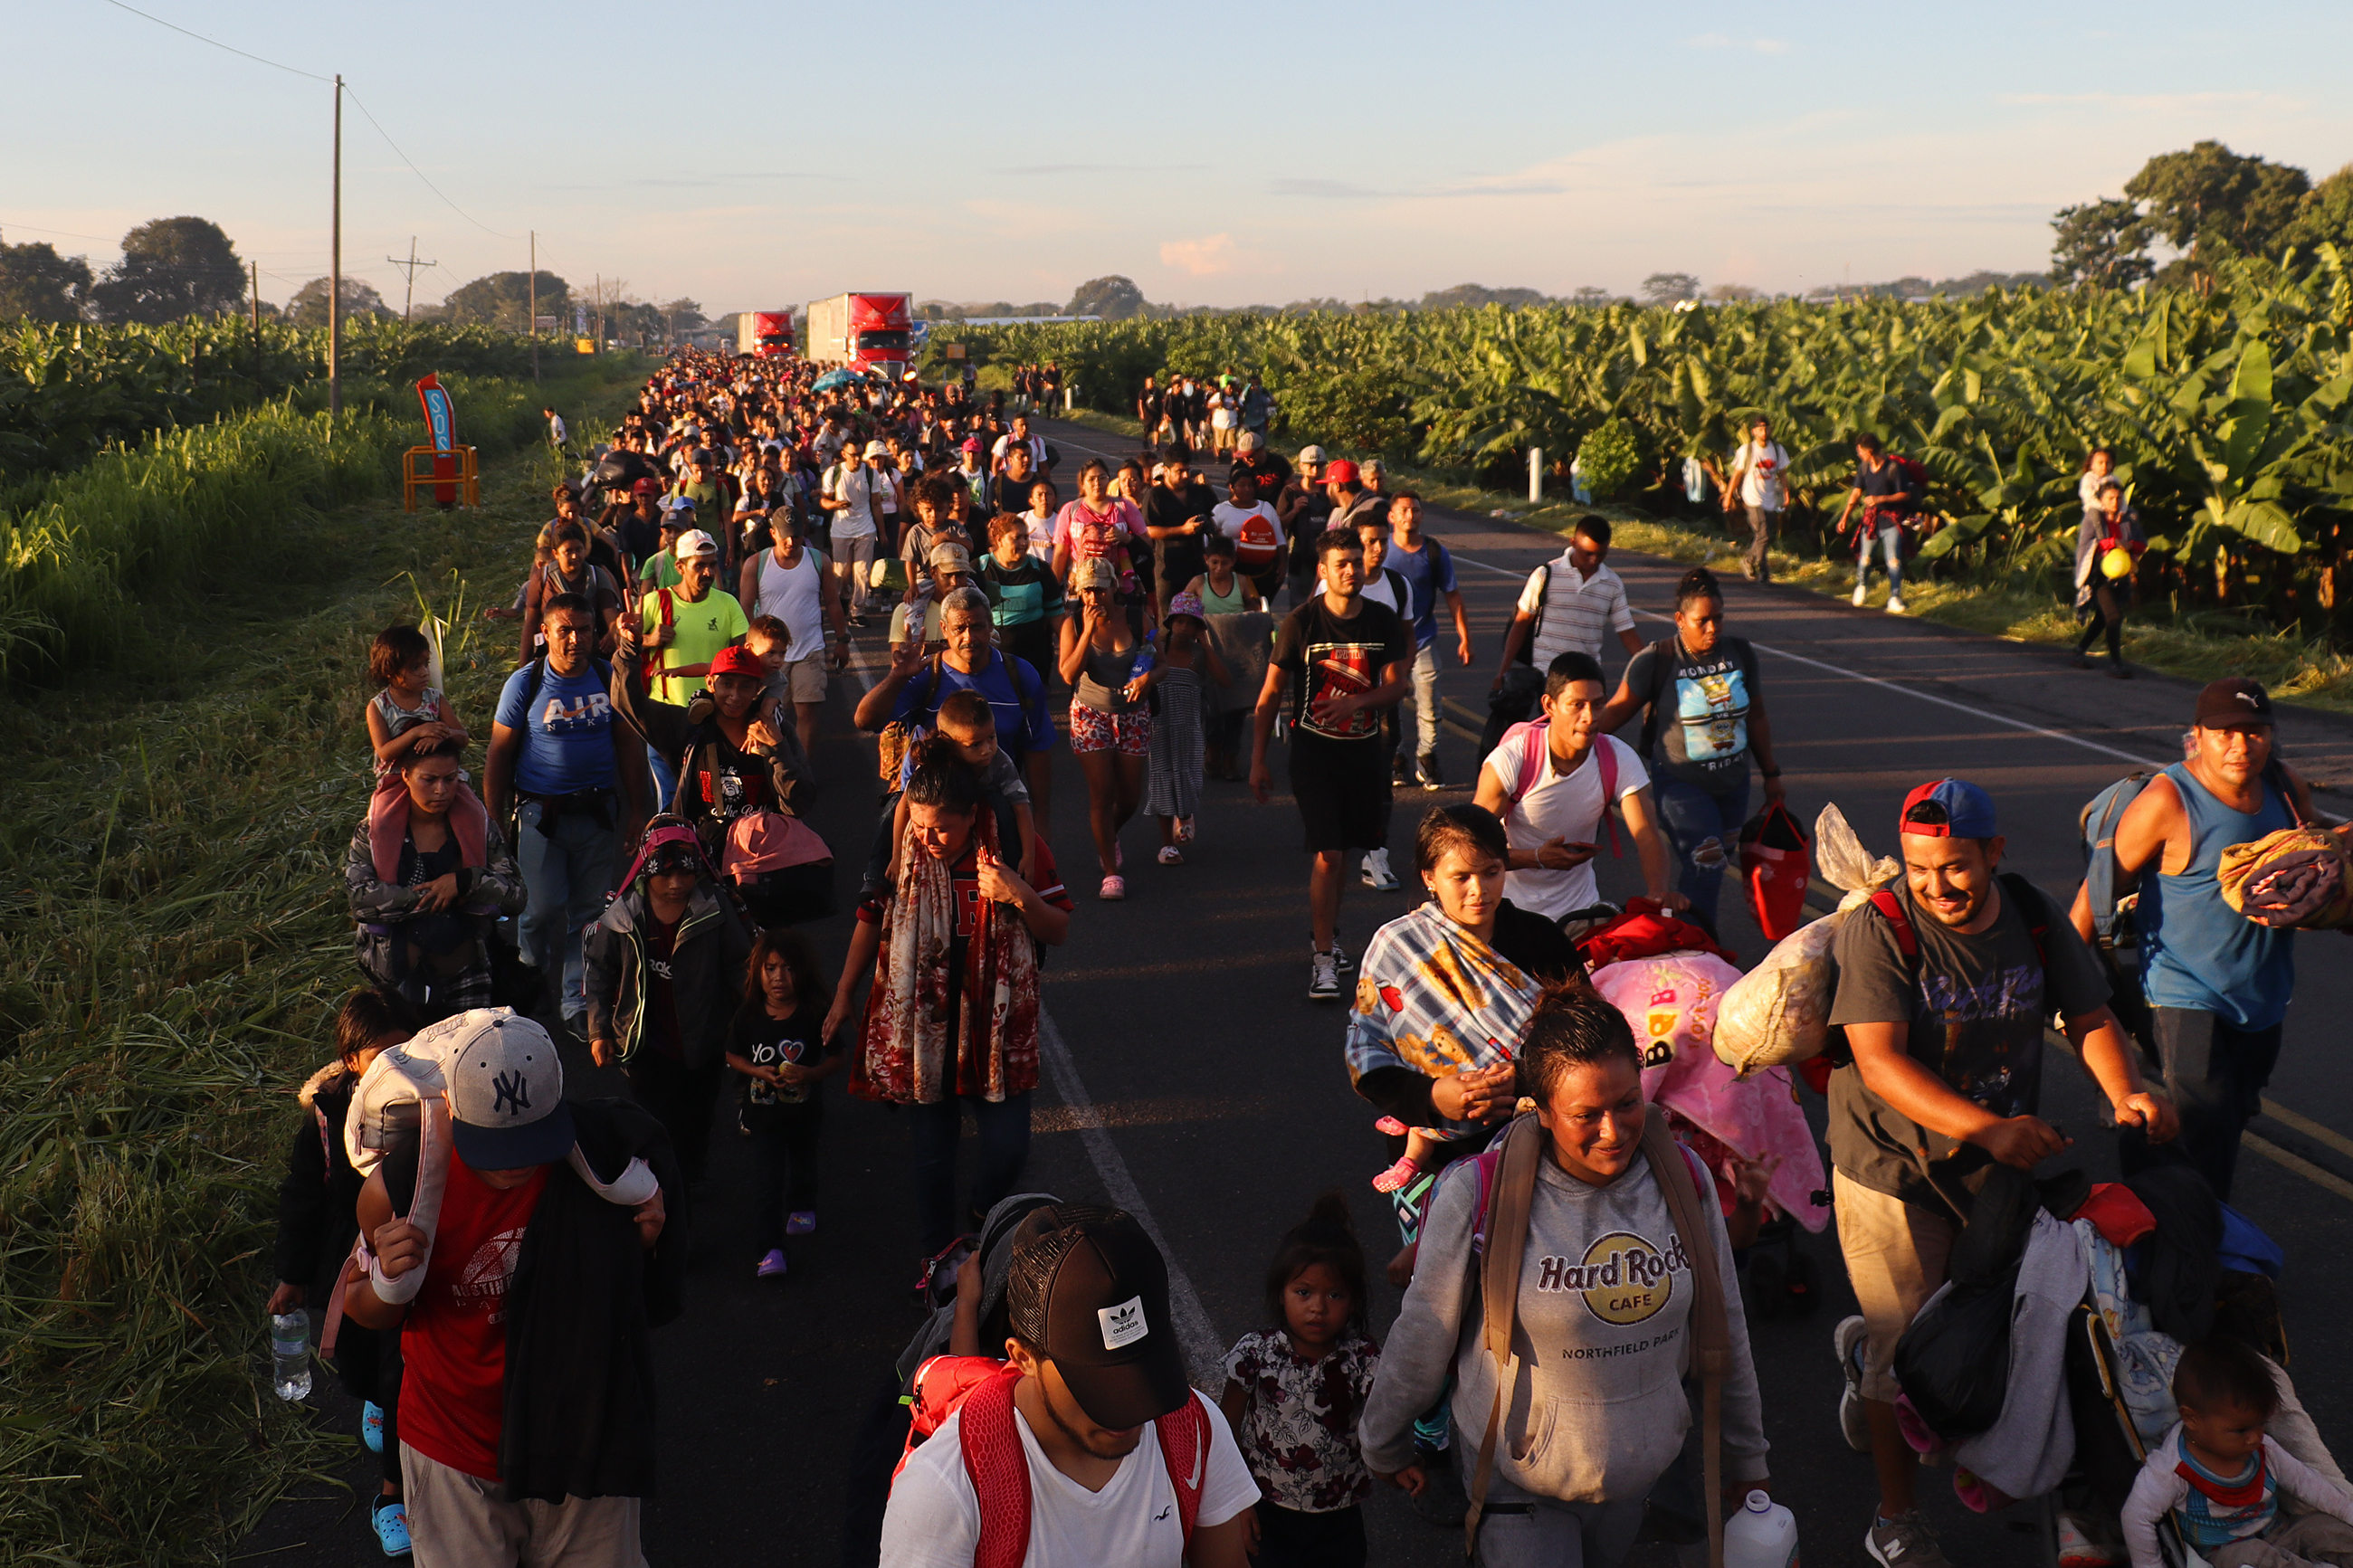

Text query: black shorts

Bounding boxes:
[1290,740,1391,853]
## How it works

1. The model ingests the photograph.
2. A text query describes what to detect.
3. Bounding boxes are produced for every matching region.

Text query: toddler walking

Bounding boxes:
[1219,1192,1406,1568]
[724,927,842,1280]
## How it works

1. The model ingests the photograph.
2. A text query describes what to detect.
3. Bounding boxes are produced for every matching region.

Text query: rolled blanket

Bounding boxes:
[2218,827,2353,929]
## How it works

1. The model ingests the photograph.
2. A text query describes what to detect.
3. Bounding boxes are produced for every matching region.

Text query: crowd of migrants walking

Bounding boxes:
[265,343,2353,1568]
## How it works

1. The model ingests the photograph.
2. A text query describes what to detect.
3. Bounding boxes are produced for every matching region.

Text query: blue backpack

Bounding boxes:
[2078,771,2154,960]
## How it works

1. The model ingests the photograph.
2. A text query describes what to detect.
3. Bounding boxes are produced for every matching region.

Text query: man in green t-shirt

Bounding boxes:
[641,528,748,707]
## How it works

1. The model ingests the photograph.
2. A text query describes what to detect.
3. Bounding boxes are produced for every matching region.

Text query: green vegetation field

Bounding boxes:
[960,255,2353,645]
[0,354,643,1565]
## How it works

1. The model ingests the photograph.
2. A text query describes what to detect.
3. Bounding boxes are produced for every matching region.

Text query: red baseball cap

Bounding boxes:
[1325,458,1360,487]
[631,477,662,495]
[1899,778,1998,839]
[709,645,767,681]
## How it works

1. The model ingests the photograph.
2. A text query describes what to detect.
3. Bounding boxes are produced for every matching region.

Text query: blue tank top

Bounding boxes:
[2137,761,2296,1029]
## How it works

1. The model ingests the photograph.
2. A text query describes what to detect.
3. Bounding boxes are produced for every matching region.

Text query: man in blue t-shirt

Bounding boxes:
[484,595,652,1034]
[854,586,1058,833]
[1379,494,1470,790]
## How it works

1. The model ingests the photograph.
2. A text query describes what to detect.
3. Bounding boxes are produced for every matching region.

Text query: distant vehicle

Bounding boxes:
[805,292,913,376]
[738,311,795,357]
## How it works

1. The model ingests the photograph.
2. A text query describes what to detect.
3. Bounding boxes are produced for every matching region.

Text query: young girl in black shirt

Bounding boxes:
[725,927,842,1279]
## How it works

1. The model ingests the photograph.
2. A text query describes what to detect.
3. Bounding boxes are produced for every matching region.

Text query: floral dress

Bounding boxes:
[1220,1328,1381,1513]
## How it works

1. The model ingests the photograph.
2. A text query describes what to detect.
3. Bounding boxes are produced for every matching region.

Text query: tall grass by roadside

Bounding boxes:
[1,360,641,679]
[0,394,629,1563]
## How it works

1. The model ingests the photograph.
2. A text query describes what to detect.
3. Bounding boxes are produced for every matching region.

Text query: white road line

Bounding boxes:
[1449,548,2171,770]
[844,633,1225,1375]
[1038,1012,1226,1385]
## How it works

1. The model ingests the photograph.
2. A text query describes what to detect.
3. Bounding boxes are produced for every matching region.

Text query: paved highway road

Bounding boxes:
[246,416,2353,1567]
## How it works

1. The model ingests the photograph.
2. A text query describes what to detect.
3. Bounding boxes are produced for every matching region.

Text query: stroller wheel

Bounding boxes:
[1783,1251,1822,1317]
[1742,1250,1786,1323]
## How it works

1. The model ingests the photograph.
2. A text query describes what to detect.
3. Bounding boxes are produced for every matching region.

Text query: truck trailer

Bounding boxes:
[737,310,795,357]
[805,291,914,376]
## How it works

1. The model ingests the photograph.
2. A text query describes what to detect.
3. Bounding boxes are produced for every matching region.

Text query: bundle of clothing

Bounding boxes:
[2219,827,2353,929]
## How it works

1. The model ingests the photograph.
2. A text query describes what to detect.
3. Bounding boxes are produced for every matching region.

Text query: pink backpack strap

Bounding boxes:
[1469,1146,1505,1256]
[1502,721,1548,813]
[1154,1392,1211,1546]
[1596,739,1623,858]
[956,1366,1032,1568]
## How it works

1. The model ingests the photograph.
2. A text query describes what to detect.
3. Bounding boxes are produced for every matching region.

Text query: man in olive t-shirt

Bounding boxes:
[1822,778,2176,1568]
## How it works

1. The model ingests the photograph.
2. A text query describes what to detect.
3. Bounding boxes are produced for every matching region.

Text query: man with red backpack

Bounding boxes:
[880,1212,1257,1568]
[1834,434,1925,615]
[1823,779,2176,1568]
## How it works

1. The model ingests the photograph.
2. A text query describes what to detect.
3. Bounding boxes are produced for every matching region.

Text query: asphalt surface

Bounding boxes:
[244,414,2353,1567]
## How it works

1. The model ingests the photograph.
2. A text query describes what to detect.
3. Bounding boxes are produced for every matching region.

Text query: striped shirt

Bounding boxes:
[1516,556,1635,669]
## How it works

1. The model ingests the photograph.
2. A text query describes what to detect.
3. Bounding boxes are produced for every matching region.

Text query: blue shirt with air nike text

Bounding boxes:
[495,663,619,796]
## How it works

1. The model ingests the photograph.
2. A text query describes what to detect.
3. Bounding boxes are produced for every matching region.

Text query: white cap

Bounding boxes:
[675,528,719,559]
[436,1009,575,1170]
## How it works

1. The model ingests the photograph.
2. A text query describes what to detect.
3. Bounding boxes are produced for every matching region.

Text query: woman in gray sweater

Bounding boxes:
[1360,985,1768,1566]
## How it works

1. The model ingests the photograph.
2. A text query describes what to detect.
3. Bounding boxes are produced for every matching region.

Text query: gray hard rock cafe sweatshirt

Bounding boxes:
[1361,1134,1768,1501]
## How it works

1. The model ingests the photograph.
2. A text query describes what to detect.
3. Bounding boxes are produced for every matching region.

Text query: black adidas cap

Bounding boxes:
[1007,1212,1189,1430]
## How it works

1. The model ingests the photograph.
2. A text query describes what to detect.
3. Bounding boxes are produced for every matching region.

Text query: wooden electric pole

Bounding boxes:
[250,261,261,379]
[329,72,343,418]
[387,237,437,323]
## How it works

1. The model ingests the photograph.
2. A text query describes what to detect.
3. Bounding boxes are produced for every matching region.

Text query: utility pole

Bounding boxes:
[387,237,438,323]
[329,72,343,419]
[595,273,605,347]
[250,261,261,379]
[529,231,539,382]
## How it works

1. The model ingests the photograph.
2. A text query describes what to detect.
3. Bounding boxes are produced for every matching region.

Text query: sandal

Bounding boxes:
[1176,816,1196,843]
[1157,846,1184,865]
[372,1497,413,1559]
[1099,875,1127,900]
[1373,1117,1409,1136]
[1372,1156,1424,1194]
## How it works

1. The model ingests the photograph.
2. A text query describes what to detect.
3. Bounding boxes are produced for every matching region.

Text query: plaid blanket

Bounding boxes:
[1344,903,1543,1139]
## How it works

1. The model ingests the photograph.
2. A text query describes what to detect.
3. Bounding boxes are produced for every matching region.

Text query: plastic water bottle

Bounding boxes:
[1128,629,1157,681]
[270,1309,312,1402]
[1723,1489,1798,1568]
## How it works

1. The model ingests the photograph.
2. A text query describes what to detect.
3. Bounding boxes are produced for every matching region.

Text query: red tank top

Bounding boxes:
[399,1153,548,1480]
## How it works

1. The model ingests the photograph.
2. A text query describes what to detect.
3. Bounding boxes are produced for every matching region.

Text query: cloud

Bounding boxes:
[2000,90,2296,112]
[1688,33,1790,54]
[1160,233,1246,276]
[1269,177,1391,199]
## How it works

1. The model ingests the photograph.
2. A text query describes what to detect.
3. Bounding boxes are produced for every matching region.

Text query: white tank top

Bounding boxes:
[754,547,826,665]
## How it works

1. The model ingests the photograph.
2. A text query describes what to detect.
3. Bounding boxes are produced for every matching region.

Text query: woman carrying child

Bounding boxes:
[365,624,470,782]
[1138,589,1229,865]
[345,737,526,1021]
[725,927,843,1280]
[519,518,624,665]
[1221,1193,1391,1568]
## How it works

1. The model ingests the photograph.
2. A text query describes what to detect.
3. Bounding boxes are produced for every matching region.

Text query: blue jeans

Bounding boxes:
[1653,775,1749,938]
[908,1091,1034,1255]
[516,799,618,1023]
[1857,524,1904,597]
[1396,641,1442,762]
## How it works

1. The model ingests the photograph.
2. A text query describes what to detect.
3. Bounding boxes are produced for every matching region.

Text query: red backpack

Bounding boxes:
[1234,510,1281,572]
[1496,720,1621,857]
[897,1357,1210,1568]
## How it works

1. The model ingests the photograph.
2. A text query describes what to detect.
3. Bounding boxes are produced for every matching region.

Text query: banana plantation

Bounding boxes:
[961,252,2353,634]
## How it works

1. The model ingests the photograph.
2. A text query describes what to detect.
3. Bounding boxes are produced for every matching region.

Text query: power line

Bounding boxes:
[99,0,329,81]
[342,84,523,240]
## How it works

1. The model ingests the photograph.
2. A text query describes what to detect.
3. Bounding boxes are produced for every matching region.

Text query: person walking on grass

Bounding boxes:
[485,596,653,1035]
[1250,528,1414,1001]
[1724,415,1788,584]
[1835,433,1920,614]
[348,739,528,1022]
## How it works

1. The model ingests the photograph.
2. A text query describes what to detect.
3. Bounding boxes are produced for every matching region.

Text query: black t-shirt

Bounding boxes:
[1229,453,1292,501]
[646,914,683,1060]
[1285,490,1334,574]
[1271,597,1410,751]
[1826,879,2110,1208]
[728,1003,831,1110]
[1624,634,1761,793]
[1855,457,1918,516]
[989,473,1035,520]
[1148,480,1216,584]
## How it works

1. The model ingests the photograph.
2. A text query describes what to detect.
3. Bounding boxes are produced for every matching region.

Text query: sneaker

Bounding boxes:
[1886,595,1908,614]
[371,1497,413,1560]
[1099,874,1127,900]
[1411,1454,1470,1526]
[1309,951,1340,1001]
[1331,939,1357,974]
[1391,755,1413,785]
[1852,583,1869,607]
[1866,1510,1953,1568]
[361,1401,385,1455]
[786,1211,817,1235]
[1157,845,1183,865]
[1416,753,1443,790]
[1361,848,1400,890]
[1835,1314,1872,1453]
[756,1248,788,1279]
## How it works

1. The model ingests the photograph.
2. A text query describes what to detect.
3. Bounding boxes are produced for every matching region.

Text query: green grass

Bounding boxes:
[1053,407,2353,715]
[0,358,644,1565]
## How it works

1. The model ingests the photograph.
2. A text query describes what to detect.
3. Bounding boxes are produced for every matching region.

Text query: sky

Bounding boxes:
[6,0,2351,316]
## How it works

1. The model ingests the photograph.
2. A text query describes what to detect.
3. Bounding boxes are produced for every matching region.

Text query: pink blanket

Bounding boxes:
[1590,952,1829,1231]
